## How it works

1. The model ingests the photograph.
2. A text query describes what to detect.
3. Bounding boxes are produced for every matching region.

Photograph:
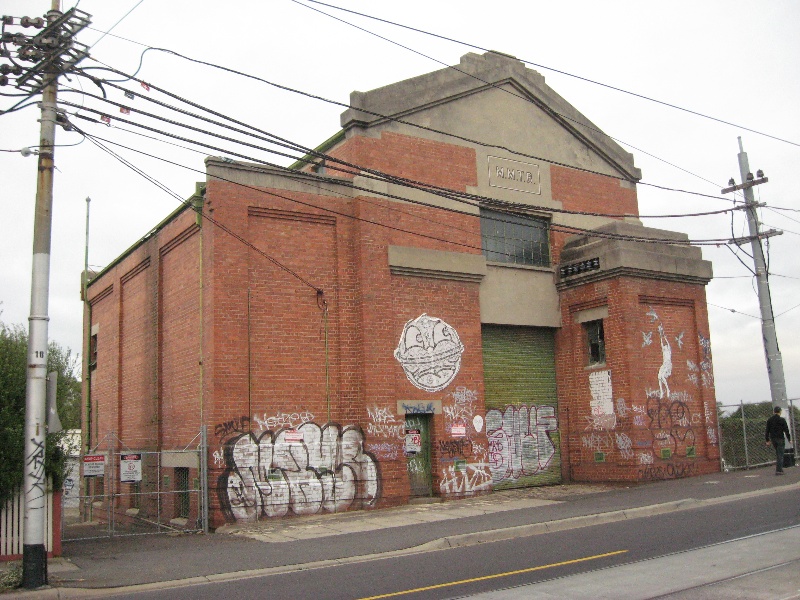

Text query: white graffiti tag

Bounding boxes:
[439,463,493,495]
[486,405,557,484]
[616,433,634,460]
[252,410,314,432]
[224,423,379,522]
[367,406,396,425]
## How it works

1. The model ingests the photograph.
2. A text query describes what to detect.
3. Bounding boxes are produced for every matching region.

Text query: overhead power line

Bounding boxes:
[289,0,755,193]
[77,56,748,209]
[78,127,324,294]
[63,68,742,222]
[299,0,800,149]
[66,107,738,248]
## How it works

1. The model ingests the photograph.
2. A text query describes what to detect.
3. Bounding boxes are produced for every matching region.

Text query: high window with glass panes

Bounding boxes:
[480,208,550,267]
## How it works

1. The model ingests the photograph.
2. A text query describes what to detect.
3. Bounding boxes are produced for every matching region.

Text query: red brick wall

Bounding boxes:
[550,166,639,264]
[160,225,202,448]
[119,258,153,448]
[86,125,716,529]
[203,168,489,525]
[556,276,719,483]
[85,207,202,520]
[328,131,479,190]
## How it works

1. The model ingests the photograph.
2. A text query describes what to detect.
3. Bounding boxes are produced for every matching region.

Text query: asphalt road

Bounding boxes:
[101,484,800,599]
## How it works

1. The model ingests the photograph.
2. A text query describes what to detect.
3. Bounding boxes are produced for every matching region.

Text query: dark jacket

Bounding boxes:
[765,414,790,444]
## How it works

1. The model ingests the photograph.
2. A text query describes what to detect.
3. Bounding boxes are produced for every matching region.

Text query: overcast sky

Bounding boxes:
[2,0,799,407]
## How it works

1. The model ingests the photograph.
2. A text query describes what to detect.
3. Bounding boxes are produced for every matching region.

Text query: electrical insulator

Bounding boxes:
[18,46,41,61]
[746,172,754,181]
[756,169,764,178]
[0,64,9,74]
[0,74,8,86]
[1,16,13,25]
[36,35,58,48]
[21,16,45,28]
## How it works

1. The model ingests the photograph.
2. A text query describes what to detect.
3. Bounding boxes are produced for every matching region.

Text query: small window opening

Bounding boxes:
[586,320,605,365]
[89,334,98,370]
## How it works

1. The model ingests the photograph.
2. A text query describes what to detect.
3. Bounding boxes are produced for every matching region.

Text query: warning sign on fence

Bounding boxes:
[120,453,142,483]
[83,454,105,477]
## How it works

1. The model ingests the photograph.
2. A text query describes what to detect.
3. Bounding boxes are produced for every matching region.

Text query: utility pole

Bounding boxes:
[721,137,788,418]
[22,1,62,588]
[1,2,90,588]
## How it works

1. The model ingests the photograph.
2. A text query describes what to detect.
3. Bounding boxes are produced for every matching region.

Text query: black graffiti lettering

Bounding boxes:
[215,416,250,439]
[637,462,697,481]
[26,437,46,477]
[645,396,696,454]
[438,439,473,458]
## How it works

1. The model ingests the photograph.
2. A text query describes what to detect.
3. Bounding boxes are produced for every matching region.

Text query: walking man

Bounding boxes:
[765,406,791,475]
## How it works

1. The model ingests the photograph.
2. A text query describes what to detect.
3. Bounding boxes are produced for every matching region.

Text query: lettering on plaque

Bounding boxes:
[488,156,541,195]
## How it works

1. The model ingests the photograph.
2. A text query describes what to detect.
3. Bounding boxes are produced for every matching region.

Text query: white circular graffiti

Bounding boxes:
[394,314,464,392]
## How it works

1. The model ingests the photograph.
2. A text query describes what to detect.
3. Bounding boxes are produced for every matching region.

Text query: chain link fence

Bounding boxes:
[62,429,209,541]
[717,399,797,471]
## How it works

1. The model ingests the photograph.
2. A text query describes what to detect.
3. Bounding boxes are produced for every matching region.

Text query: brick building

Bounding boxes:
[83,51,719,529]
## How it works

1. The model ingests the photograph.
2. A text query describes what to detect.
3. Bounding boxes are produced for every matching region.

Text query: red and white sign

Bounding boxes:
[284,430,304,444]
[404,429,422,454]
[451,425,466,438]
[83,454,105,477]
[120,453,142,483]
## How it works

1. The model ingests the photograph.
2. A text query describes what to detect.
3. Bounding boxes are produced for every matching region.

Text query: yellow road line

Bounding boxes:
[358,549,629,599]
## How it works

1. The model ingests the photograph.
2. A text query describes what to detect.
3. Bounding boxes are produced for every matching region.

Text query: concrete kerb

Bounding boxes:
[8,481,800,599]
[420,482,800,551]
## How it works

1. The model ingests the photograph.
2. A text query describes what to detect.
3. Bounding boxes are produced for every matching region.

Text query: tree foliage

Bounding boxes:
[0,319,81,505]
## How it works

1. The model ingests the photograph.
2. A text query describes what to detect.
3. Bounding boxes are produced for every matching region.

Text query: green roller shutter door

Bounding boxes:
[482,325,561,489]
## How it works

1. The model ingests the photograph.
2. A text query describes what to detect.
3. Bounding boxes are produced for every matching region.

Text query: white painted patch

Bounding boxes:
[473,415,484,433]
[587,370,616,430]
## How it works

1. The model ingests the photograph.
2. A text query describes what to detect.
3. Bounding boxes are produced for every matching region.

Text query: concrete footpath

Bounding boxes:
[3,466,800,598]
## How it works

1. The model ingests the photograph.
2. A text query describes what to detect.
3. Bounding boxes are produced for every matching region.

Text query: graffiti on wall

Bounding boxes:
[440,462,493,494]
[394,314,464,392]
[366,405,404,439]
[219,422,380,522]
[656,324,673,399]
[252,410,314,432]
[443,386,478,433]
[687,333,714,389]
[581,307,715,473]
[645,389,696,454]
[437,387,493,496]
[214,415,250,439]
[637,461,697,481]
[486,404,557,484]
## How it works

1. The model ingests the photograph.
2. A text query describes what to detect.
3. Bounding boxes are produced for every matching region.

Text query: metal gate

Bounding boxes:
[62,428,209,541]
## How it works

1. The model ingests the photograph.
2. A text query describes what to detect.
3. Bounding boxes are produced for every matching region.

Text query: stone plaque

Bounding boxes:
[488,155,541,195]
